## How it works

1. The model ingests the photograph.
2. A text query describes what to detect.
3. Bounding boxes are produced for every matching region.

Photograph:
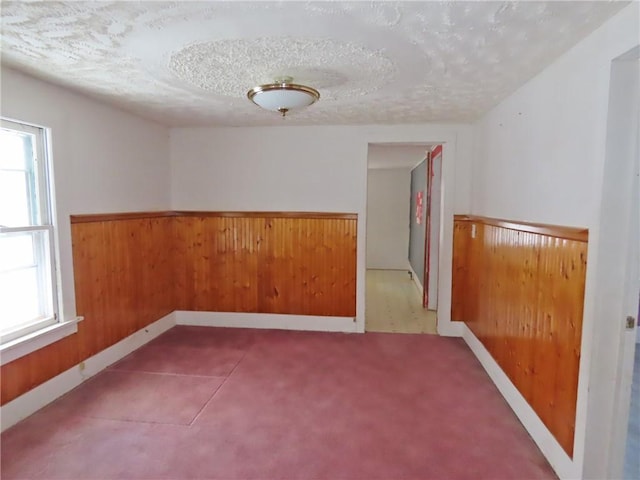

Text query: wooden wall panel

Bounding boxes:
[72,217,175,360]
[1,335,79,404]
[177,215,357,317]
[258,217,357,316]
[451,220,471,322]
[1,211,357,406]
[452,215,587,456]
[175,216,261,312]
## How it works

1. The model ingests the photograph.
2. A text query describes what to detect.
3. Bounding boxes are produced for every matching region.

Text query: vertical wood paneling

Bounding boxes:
[451,220,471,322]
[451,215,587,457]
[1,211,357,406]
[72,217,175,360]
[178,215,357,317]
[173,215,195,310]
[0,335,79,404]
[264,217,356,316]
[177,216,261,312]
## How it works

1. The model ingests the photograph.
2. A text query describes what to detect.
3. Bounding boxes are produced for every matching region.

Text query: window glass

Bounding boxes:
[0,234,35,270]
[0,120,58,342]
[0,267,41,330]
[0,170,31,227]
[0,129,28,170]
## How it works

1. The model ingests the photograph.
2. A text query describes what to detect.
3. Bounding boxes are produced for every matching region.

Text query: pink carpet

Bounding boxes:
[1,326,557,479]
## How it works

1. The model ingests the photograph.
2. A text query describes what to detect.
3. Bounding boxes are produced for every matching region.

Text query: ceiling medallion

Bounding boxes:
[247,76,320,117]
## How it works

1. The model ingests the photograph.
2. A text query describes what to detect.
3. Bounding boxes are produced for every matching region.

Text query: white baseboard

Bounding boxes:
[0,312,176,432]
[80,312,176,378]
[408,264,423,296]
[436,319,464,337]
[175,311,359,333]
[0,364,83,433]
[462,324,578,480]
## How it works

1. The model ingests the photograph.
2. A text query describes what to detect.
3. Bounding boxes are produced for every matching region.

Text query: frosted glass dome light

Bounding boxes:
[247,77,320,117]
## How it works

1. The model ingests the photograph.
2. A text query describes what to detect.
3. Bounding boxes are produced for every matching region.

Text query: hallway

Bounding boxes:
[365,269,437,334]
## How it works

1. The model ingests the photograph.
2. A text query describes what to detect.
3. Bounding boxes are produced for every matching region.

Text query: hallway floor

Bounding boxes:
[366,269,437,334]
[1,326,556,480]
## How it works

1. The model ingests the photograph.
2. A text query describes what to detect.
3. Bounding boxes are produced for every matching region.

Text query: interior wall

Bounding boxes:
[366,167,412,270]
[470,4,639,479]
[0,67,171,323]
[170,124,474,336]
[173,213,357,316]
[367,144,427,170]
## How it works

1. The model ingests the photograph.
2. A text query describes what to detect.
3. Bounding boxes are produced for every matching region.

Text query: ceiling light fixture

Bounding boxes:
[247,76,320,117]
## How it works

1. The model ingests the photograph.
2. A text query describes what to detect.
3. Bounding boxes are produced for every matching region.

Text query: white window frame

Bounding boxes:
[0,118,81,365]
[1,227,58,342]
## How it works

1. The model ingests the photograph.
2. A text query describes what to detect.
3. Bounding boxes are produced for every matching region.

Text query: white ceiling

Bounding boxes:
[0,1,627,127]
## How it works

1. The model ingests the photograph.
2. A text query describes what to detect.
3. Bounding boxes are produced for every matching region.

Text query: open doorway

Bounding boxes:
[606,48,639,480]
[621,54,640,479]
[365,143,441,334]
[585,46,639,479]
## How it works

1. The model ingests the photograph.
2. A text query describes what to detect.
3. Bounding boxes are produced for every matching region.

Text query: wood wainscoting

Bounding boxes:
[451,214,588,456]
[71,216,176,360]
[174,214,357,316]
[1,211,357,405]
[1,215,175,405]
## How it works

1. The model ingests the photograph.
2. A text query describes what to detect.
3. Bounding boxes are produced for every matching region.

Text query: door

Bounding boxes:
[424,145,442,310]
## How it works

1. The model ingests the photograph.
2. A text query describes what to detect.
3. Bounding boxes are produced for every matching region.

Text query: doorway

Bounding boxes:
[607,49,639,480]
[365,143,440,334]
[584,46,639,479]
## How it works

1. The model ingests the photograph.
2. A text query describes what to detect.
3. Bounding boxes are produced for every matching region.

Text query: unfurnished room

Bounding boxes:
[0,2,639,479]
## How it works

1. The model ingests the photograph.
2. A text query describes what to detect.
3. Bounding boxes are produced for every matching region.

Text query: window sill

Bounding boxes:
[0,317,83,366]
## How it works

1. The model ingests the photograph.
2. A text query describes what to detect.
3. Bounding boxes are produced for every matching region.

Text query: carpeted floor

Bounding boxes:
[1,326,556,479]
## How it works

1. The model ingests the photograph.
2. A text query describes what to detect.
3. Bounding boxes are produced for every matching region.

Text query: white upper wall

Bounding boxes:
[472,3,638,229]
[170,125,472,214]
[367,144,428,169]
[366,167,412,270]
[1,67,171,320]
[171,126,363,213]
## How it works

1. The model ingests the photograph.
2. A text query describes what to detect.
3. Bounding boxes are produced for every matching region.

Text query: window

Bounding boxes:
[0,119,59,344]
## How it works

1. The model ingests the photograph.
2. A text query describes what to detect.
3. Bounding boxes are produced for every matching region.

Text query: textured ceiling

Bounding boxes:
[0,1,627,127]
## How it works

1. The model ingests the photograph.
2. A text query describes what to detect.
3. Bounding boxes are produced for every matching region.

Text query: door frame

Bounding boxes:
[582,47,639,479]
[423,145,442,310]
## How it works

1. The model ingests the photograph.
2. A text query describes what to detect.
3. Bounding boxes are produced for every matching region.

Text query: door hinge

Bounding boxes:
[626,316,636,329]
